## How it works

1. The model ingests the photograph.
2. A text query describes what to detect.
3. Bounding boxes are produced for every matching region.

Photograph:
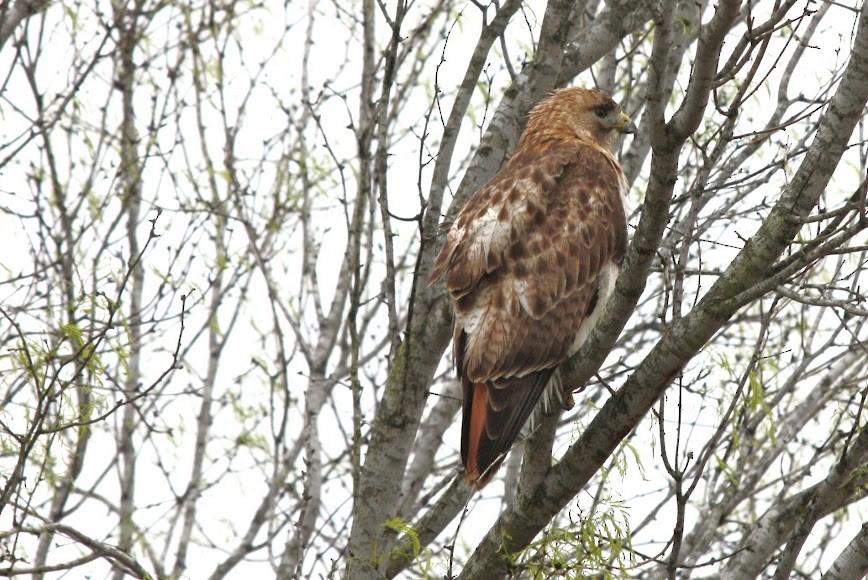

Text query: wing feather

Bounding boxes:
[429,146,575,295]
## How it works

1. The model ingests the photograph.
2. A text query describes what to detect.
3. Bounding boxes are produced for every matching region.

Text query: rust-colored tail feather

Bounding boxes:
[461,369,555,489]
[463,382,489,485]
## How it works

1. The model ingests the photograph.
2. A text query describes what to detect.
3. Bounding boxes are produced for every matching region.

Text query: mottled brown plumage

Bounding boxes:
[429,87,635,488]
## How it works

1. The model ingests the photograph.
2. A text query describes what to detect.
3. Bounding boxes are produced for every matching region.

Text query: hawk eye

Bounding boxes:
[594,106,609,119]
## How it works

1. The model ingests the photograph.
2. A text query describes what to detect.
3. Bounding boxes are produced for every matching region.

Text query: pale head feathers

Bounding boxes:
[518,87,636,152]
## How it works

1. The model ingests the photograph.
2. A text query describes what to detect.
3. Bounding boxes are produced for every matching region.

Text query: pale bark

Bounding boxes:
[822,522,868,580]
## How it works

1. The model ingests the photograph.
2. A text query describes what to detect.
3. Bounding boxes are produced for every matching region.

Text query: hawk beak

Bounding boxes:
[616,112,637,134]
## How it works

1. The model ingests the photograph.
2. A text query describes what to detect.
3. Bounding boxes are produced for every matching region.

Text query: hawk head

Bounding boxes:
[520,87,636,152]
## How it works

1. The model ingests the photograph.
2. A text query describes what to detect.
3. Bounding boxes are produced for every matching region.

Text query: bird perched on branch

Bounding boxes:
[429,87,636,488]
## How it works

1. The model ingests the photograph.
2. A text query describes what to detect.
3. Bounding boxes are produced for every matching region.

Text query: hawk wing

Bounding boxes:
[430,141,628,486]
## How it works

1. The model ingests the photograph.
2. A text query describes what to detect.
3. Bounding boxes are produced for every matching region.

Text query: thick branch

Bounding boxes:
[0,0,50,51]
[821,522,868,580]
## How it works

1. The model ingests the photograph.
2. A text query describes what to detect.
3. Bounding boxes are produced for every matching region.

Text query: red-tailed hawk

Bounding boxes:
[429,87,636,488]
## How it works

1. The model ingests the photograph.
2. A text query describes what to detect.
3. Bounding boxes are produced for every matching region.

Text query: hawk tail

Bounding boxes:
[461,369,555,488]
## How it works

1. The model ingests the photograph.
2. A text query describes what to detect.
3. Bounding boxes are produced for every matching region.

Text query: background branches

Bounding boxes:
[0,0,866,578]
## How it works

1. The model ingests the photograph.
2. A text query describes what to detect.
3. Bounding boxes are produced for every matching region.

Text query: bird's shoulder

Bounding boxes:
[459,138,619,222]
